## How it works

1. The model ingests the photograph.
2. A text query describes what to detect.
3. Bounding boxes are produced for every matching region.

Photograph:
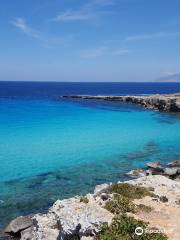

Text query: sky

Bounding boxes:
[0,0,180,82]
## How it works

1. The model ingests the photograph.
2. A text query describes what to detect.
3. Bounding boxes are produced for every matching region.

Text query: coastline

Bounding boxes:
[62,93,180,112]
[2,161,180,240]
[1,92,180,240]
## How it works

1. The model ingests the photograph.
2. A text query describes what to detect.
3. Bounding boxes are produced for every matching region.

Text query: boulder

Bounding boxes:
[126,169,147,178]
[100,193,110,201]
[32,213,60,240]
[164,167,179,176]
[168,160,180,168]
[147,161,161,169]
[147,162,164,175]
[20,227,36,240]
[4,216,33,235]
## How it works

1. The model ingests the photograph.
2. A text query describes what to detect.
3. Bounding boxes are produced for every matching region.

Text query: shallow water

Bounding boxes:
[0,96,180,227]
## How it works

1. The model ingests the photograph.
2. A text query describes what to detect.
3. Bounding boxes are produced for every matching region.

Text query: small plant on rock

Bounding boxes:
[105,194,136,214]
[136,204,153,213]
[80,196,89,204]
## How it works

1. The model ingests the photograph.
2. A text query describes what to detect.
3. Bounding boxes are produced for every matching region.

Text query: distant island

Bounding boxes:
[156,74,180,83]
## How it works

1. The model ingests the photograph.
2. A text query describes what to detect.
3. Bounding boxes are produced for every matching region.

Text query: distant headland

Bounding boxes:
[62,93,180,112]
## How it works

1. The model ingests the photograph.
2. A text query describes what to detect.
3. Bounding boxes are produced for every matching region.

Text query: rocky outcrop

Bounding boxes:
[127,160,180,181]
[126,169,147,178]
[127,175,180,205]
[5,174,180,240]
[62,93,180,112]
[4,216,33,236]
[4,191,113,240]
[3,160,180,239]
[168,160,180,168]
[4,172,180,240]
[128,176,180,240]
[32,196,113,240]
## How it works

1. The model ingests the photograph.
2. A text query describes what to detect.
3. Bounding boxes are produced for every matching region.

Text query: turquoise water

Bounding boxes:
[0,97,180,227]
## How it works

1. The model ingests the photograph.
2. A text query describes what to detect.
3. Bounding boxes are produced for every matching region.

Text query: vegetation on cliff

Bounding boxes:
[96,214,168,240]
[98,182,167,240]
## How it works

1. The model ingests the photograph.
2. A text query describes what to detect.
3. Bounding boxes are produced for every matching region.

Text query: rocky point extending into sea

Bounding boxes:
[62,93,180,112]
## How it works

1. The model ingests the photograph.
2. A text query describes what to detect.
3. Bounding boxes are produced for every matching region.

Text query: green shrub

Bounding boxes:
[136,204,153,213]
[105,194,136,214]
[80,196,89,204]
[96,214,168,240]
[108,183,155,199]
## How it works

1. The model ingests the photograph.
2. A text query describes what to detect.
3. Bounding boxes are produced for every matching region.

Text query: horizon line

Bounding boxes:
[0,80,180,83]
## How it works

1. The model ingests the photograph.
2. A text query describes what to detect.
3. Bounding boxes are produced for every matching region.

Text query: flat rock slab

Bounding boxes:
[50,197,113,238]
[32,197,113,240]
[4,216,33,234]
[127,175,180,205]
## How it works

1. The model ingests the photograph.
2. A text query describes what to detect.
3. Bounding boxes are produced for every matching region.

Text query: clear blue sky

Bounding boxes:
[0,0,180,82]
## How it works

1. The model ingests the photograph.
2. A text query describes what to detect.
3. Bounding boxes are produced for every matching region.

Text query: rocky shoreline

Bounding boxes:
[2,160,180,240]
[62,93,180,112]
[127,160,180,180]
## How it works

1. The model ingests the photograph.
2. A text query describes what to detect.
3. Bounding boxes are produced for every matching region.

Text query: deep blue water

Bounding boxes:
[0,81,180,228]
[1,81,180,98]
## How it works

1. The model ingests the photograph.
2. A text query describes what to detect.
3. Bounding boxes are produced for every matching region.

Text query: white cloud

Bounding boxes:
[162,71,176,76]
[12,18,40,38]
[81,47,132,58]
[90,0,114,7]
[52,10,93,22]
[81,47,108,58]
[52,0,114,22]
[11,17,71,48]
[112,48,133,55]
[125,31,180,41]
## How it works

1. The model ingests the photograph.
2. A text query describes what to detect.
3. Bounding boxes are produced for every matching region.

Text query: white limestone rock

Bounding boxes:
[127,175,180,205]
[50,197,113,239]
[93,183,109,196]
[32,213,60,240]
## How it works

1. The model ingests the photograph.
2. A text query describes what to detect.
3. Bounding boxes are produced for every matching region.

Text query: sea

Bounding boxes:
[0,81,180,227]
